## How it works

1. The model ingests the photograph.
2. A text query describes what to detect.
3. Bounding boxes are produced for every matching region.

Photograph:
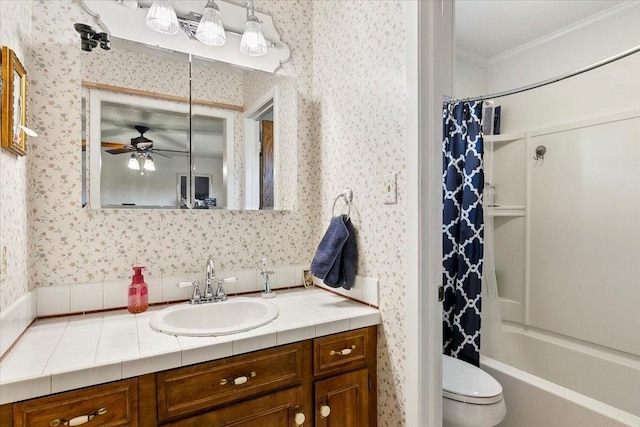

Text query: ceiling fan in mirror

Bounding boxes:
[104,125,187,157]
[104,125,188,175]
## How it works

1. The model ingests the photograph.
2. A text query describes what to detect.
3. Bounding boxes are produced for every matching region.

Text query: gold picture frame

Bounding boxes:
[303,269,314,288]
[1,46,27,156]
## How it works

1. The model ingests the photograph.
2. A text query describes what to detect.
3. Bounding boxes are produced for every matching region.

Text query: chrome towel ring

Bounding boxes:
[332,187,353,219]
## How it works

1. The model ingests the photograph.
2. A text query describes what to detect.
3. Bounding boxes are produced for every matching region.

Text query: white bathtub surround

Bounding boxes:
[481,325,640,426]
[0,287,380,405]
[482,357,640,427]
[0,290,36,358]
[34,264,312,317]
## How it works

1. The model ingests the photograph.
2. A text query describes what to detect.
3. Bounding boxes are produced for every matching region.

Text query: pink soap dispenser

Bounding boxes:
[128,266,148,314]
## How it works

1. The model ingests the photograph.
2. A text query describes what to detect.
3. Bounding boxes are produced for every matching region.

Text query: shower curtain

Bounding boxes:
[442,100,484,367]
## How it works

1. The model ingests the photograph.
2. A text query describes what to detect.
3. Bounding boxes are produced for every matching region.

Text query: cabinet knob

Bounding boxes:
[319,404,331,418]
[294,412,306,426]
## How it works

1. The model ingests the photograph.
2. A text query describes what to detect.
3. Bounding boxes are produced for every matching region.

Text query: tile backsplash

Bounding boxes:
[35,265,380,317]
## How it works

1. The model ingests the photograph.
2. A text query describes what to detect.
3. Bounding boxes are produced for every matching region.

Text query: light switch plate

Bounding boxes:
[383,173,397,204]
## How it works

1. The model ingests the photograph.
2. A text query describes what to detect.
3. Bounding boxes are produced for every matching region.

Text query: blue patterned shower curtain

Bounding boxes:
[442,101,484,367]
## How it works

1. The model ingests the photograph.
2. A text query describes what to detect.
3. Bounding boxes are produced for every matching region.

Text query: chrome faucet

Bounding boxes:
[205,258,216,299]
[177,258,236,304]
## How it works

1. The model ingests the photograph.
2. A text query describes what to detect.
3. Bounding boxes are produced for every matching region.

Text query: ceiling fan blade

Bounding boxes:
[105,148,132,155]
[101,142,127,149]
[152,151,172,159]
[82,140,127,152]
[152,148,189,154]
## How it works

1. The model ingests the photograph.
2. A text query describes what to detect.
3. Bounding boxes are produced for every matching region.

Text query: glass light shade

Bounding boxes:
[146,0,179,35]
[240,15,267,56]
[128,154,140,170]
[196,1,226,46]
[144,156,156,171]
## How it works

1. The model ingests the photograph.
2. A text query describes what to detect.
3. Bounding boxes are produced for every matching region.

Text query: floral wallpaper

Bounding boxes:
[4,0,411,425]
[313,1,408,424]
[27,0,317,285]
[0,0,31,312]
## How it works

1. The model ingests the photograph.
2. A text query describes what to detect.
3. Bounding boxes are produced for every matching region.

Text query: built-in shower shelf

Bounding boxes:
[489,205,525,217]
[484,132,526,145]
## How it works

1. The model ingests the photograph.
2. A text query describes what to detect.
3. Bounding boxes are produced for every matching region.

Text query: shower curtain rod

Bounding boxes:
[450,44,640,104]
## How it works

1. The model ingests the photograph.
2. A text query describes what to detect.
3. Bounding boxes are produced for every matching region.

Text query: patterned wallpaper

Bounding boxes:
[27,0,317,286]
[0,1,32,312]
[313,1,408,424]
[3,0,410,425]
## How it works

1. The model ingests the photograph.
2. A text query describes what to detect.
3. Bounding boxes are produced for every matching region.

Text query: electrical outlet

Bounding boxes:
[383,173,397,205]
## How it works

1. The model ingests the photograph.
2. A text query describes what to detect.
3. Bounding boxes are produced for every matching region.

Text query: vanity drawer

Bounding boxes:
[156,341,309,422]
[12,378,138,427]
[313,327,376,376]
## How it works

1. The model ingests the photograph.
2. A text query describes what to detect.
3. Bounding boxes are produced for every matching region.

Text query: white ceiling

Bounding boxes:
[455,0,627,63]
[100,102,225,158]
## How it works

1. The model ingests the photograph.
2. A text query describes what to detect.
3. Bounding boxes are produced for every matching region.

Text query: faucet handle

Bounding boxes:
[214,277,233,302]
[178,281,201,302]
[222,276,237,283]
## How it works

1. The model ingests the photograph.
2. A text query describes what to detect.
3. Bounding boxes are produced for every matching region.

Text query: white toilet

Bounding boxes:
[442,354,506,427]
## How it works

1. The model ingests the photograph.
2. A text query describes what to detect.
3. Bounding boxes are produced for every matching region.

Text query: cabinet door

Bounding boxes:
[166,386,305,427]
[315,369,369,427]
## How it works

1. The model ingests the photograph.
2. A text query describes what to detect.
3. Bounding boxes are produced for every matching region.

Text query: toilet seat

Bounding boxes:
[443,354,503,405]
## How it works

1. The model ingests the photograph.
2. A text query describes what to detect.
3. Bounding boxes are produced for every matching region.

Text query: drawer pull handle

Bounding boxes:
[294,406,306,426]
[319,404,331,418]
[220,371,257,386]
[49,407,107,426]
[330,345,356,356]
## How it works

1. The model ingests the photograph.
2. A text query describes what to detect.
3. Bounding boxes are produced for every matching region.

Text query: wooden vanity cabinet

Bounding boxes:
[0,326,377,427]
[312,327,377,427]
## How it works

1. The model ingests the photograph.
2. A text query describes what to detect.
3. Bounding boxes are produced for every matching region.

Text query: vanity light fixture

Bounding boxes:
[196,1,226,46]
[240,0,267,56]
[146,0,179,35]
[141,0,273,56]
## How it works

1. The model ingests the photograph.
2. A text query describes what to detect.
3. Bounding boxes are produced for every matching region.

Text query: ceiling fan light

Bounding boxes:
[146,0,179,35]
[196,1,226,46]
[144,155,156,171]
[128,154,140,170]
[240,15,267,56]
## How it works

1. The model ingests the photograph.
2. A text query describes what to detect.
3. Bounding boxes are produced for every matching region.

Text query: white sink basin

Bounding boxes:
[149,297,279,337]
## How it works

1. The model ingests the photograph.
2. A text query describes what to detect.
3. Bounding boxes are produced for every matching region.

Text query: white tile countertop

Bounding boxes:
[0,288,380,405]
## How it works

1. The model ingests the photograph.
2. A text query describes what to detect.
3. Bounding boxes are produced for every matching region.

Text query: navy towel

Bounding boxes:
[310,215,357,290]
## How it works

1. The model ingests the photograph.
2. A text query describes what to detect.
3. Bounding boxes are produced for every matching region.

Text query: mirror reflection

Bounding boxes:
[81,37,297,210]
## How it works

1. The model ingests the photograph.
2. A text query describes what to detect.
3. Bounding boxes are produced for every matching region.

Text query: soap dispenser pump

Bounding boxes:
[128,266,148,314]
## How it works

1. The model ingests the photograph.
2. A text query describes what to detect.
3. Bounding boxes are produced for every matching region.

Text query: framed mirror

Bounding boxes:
[81,37,297,210]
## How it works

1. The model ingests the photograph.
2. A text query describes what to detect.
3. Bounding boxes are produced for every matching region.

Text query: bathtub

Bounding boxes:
[480,324,640,427]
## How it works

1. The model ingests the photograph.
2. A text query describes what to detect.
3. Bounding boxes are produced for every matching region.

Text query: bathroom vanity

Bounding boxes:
[0,289,379,426]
